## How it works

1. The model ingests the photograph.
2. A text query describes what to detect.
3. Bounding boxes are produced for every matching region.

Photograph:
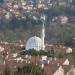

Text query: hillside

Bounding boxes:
[0,20,75,46]
[0,0,75,45]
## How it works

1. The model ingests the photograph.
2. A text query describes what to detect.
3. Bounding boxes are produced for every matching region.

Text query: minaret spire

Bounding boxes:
[41,22,45,50]
[41,14,45,50]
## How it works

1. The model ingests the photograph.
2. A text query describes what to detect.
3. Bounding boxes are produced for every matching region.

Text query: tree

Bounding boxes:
[57,52,65,58]
[14,63,46,75]
[3,64,11,75]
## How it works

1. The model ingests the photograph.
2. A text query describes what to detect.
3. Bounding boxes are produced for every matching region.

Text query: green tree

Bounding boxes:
[3,64,11,75]
[57,52,65,58]
[14,63,46,75]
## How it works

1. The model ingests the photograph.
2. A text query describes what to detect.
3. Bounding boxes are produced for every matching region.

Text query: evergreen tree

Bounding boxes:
[14,63,46,75]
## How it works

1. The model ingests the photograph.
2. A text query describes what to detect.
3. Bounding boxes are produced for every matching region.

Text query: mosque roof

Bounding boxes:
[26,36,42,51]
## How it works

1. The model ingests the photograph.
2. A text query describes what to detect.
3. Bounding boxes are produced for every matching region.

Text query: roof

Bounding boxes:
[26,36,42,51]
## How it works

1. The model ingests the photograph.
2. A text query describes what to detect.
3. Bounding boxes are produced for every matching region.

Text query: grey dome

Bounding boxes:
[26,36,42,51]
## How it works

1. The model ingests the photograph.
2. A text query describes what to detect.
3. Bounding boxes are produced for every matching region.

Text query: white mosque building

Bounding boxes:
[26,15,45,51]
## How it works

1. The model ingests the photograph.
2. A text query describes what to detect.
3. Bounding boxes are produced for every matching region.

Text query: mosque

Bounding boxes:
[26,16,45,51]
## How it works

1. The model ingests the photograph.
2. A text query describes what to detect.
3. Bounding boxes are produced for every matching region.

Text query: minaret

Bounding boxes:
[41,21,45,50]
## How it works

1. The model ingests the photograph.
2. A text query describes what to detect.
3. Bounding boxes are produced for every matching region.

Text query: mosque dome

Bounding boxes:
[26,36,42,51]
